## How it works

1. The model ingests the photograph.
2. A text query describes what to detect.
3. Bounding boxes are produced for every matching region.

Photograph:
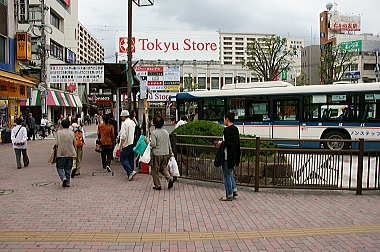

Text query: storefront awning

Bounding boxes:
[20,89,42,106]
[21,89,83,108]
[0,70,36,87]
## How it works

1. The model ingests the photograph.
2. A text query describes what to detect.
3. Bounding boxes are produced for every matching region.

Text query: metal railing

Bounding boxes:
[171,135,380,195]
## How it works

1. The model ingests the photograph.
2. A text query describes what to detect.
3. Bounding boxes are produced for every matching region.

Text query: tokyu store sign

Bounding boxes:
[118,32,219,61]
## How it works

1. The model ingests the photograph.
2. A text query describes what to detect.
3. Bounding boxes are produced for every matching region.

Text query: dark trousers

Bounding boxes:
[101,145,113,168]
[120,145,135,175]
[14,149,29,168]
[28,128,35,140]
[56,157,73,184]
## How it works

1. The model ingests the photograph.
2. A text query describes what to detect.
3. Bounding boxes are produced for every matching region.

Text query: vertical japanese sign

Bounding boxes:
[16,32,32,61]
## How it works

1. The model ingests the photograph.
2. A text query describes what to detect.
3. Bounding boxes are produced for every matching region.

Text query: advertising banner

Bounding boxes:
[117,32,219,61]
[339,40,362,51]
[135,66,180,92]
[16,32,32,61]
[49,65,104,84]
[329,14,361,32]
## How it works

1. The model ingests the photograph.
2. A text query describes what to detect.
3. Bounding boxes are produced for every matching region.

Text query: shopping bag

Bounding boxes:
[139,143,151,164]
[168,157,180,177]
[133,135,148,155]
[48,145,57,164]
[95,139,102,153]
[113,142,121,159]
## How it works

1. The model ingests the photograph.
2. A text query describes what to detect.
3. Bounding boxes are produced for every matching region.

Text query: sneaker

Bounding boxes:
[62,179,67,187]
[168,179,174,189]
[71,168,77,178]
[128,171,137,181]
[106,166,112,173]
[233,192,238,198]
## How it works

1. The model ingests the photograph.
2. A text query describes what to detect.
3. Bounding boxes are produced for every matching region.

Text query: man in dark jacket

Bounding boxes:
[219,112,240,201]
[26,113,36,141]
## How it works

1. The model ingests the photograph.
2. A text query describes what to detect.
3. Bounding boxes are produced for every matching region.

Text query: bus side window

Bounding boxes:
[247,102,269,122]
[275,100,298,121]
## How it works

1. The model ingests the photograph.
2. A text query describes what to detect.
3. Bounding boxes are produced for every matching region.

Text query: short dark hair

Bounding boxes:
[154,116,164,129]
[15,118,23,125]
[102,114,109,124]
[61,119,70,129]
[224,112,235,123]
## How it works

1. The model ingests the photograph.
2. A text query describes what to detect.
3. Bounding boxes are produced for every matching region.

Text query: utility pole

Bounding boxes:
[39,0,48,116]
[376,50,379,83]
[127,0,133,112]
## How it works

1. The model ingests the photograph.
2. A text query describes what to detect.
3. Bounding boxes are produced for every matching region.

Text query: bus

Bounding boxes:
[175,82,380,150]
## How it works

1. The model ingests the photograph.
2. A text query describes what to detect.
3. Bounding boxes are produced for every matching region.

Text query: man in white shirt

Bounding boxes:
[118,110,137,180]
[11,118,29,169]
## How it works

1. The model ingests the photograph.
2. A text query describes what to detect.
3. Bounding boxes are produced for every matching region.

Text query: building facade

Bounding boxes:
[18,0,82,123]
[301,45,321,85]
[76,22,104,64]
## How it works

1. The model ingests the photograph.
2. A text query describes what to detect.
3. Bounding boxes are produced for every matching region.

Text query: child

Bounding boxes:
[71,123,85,178]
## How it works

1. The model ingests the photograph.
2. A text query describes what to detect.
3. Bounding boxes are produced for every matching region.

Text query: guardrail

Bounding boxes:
[171,135,380,195]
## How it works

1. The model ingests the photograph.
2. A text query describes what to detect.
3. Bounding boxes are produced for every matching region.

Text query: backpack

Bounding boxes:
[75,130,84,147]
[133,121,142,146]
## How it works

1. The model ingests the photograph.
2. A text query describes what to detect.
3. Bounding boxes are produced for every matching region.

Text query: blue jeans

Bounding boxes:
[56,157,73,184]
[120,145,134,175]
[222,161,237,197]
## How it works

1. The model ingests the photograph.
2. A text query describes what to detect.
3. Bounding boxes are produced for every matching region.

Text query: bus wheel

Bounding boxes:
[323,130,350,150]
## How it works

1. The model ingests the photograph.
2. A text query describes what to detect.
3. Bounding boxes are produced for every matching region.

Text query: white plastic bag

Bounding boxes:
[139,143,151,164]
[113,142,120,159]
[168,157,180,177]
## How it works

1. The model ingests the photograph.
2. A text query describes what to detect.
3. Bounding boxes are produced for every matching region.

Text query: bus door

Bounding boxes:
[243,100,271,138]
[272,98,300,147]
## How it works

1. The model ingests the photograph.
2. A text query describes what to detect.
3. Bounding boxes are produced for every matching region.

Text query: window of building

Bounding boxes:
[364,64,376,71]
[236,52,244,55]
[236,42,244,46]
[197,73,207,89]
[350,64,359,71]
[224,61,232,65]
[224,57,232,60]
[50,40,64,60]
[50,11,61,30]
[224,47,232,50]
[224,73,233,85]
[224,51,232,55]
[211,74,219,90]
[224,37,232,40]
[0,36,7,63]
[247,38,256,41]
[224,42,232,45]
[236,37,244,41]
[0,0,7,5]
[236,47,244,51]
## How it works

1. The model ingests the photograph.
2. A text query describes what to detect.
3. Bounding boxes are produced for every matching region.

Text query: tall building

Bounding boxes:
[301,45,321,85]
[18,0,81,123]
[285,38,305,83]
[0,0,36,134]
[77,22,104,64]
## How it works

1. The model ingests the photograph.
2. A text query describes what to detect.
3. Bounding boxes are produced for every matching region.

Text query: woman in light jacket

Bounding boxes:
[11,117,29,169]
[55,119,76,187]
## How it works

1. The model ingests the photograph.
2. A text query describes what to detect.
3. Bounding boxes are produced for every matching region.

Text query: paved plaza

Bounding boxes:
[0,125,379,251]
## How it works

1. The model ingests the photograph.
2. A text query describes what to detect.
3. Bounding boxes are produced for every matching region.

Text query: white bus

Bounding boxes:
[176,82,380,150]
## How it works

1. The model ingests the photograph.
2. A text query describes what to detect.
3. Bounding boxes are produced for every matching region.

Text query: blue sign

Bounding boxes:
[345,71,360,79]
[65,48,76,64]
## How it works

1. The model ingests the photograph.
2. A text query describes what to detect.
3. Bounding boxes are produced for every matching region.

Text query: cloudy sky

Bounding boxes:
[78,0,379,62]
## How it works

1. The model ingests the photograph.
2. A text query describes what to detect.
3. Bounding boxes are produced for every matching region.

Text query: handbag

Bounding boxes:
[95,139,102,153]
[139,143,151,164]
[133,135,148,156]
[168,157,180,177]
[48,145,58,164]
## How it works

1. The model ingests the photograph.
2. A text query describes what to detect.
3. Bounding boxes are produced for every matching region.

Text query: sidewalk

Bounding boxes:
[0,132,379,251]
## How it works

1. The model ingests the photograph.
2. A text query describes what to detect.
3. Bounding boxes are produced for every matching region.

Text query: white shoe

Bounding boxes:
[106,166,112,173]
[128,171,137,181]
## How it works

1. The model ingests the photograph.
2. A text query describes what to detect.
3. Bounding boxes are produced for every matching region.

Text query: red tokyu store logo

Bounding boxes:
[119,37,136,53]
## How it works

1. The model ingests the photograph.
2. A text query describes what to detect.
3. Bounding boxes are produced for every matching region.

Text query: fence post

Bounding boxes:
[255,137,260,192]
[171,134,177,155]
[356,138,364,195]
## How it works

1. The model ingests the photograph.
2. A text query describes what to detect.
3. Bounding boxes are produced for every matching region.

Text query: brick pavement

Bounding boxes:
[0,124,379,251]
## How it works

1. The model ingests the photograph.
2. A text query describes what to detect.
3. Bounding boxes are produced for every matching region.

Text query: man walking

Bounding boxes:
[26,113,36,140]
[11,118,29,169]
[118,110,137,180]
[219,112,240,201]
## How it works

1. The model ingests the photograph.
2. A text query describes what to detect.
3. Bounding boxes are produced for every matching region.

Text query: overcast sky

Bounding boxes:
[78,0,379,62]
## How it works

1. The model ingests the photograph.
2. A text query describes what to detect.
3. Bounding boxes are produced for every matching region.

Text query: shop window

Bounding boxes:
[50,11,62,30]
[197,74,206,89]
[211,75,219,90]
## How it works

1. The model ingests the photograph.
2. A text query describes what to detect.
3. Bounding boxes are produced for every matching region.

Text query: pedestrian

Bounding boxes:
[40,115,50,137]
[71,123,85,178]
[26,113,36,141]
[118,110,137,180]
[149,115,174,190]
[55,119,76,187]
[175,115,188,129]
[11,118,29,169]
[57,114,64,129]
[108,113,118,139]
[97,115,114,172]
[218,112,240,201]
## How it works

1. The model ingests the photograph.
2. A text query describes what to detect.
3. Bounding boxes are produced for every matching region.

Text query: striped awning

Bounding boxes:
[20,89,42,106]
[22,89,83,108]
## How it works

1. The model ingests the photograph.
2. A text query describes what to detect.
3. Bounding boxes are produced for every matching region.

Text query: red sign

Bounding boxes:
[148,81,163,86]
[67,83,77,92]
[63,0,71,6]
[119,37,135,53]
[331,23,360,31]
[135,66,163,72]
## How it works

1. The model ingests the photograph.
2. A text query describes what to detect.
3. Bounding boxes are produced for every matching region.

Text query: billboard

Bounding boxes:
[16,32,32,61]
[135,66,180,91]
[117,32,219,61]
[329,14,361,32]
[49,65,104,84]
[339,40,362,51]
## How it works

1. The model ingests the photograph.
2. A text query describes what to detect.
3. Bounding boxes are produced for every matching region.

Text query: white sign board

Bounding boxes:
[135,66,180,92]
[329,14,361,32]
[117,32,220,61]
[49,65,104,83]
[148,92,177,102]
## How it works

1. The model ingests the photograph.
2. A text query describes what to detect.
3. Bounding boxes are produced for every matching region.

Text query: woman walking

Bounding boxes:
[11,118,29,169]
[55,119,76,187]
[97,115,115,172]
[149,115,174,190]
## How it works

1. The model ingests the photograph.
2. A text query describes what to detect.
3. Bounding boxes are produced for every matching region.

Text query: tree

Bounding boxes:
[320,43,356,84]
[295,72,309,86]
[243,36,296,81]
